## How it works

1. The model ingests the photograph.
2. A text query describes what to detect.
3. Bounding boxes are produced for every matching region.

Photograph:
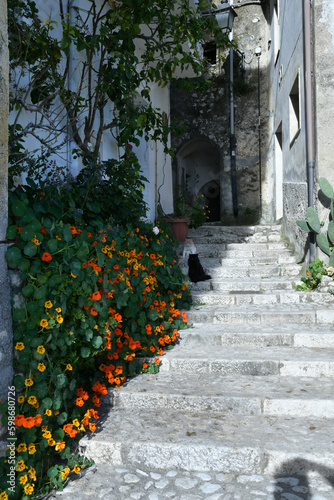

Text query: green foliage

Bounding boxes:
[297,177,334,262]
[0,180,192,498]
[163,186,208,229]
[296,258,327,291]
[8,0,231,162]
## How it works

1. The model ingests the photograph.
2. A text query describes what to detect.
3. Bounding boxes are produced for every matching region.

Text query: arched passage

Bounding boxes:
[173,138,222,222]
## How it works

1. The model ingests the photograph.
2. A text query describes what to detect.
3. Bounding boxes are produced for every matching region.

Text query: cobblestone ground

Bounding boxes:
[49,463,334,500]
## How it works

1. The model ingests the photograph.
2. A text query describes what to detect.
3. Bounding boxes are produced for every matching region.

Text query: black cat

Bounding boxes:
[188,254,211,283]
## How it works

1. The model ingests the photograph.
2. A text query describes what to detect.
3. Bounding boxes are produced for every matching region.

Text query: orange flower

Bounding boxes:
[90,291,102,301]
[76,397,84,407]
[41,252,52,262]
[150,346,156,353]
[55,441,66,451]
[91,307,98,316]
[23,417,35,429]
[114,313,122,322]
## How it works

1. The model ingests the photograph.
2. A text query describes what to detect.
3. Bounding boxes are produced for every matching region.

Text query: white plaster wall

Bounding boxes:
[314,0,334,186]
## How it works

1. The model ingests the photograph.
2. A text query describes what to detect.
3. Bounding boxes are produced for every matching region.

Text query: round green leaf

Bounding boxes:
[20,225,37,241]
[13,308,26,322]
[24,241,38,257]
[22,284,35,297]
[18,258,31,271]
[11,200,26,216]
[6,225,18,240]
[47,239,58,252]
[47,466,59,479]
[57,412,68,425]
[81,347,91,358]
[319,177,334,199]
[6,246,21,267]
[92,336,103,349]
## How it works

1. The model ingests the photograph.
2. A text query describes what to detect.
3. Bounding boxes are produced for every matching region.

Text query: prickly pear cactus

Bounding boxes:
[297,177,334,266]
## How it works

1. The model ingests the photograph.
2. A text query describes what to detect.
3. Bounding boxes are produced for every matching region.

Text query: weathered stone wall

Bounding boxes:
[0,0,12,445]
[170,1,270,224]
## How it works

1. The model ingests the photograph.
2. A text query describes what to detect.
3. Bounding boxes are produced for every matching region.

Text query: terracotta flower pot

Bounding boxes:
[168,218,189,244]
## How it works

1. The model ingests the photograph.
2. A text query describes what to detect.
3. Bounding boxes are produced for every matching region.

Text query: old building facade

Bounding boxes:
[171,0,334,260]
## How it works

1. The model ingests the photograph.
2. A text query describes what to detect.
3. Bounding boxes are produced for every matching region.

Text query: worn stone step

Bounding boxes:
[80,407,334,477]
[179,322,334,348]
[112,372,334,419]
[203,264,301,279]
[210,278,296,292]
[191,290,334,306]
[186,303,334,325]
[193,245,295,259]
[158,344,334,377]
[189,224,282,237]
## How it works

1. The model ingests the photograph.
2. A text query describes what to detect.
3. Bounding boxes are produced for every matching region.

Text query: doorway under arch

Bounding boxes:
[173,138,222,222]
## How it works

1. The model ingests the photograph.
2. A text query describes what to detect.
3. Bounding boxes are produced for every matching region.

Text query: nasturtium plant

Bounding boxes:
[0,181,191,499]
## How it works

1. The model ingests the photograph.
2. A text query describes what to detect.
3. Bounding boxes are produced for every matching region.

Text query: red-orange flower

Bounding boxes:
[90,291,102,301]
[42,252,52,262]
[91,307,98,316]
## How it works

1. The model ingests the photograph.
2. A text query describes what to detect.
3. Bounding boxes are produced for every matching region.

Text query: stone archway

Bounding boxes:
[173,138,222,222]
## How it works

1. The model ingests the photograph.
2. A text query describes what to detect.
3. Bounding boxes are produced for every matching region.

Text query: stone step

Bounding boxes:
[203,264,301,278]
[80,407,334,477]
[158,344,334,378]
[191,290,334,306]
[193,245,295,259]
[209,278,296,292]
[112,372,334,419]
[189,224,282,238]
[186,304,334,325]
[191,236,287,246]
[179,322,334,348]
[179,256,297,270]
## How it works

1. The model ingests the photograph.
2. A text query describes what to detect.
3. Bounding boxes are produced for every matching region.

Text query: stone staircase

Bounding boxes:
[79,224,334,484]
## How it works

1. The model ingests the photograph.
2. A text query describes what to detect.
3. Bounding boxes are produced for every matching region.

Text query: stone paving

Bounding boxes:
[50,225,334,499]
[50,463,334,499]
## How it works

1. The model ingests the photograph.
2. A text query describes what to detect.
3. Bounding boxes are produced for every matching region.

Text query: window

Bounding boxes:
[289,73,301,145]
[273,0,280,64]
[203,41,217,65]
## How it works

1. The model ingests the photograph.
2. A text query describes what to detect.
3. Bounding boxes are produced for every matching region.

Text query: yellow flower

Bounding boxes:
[27,443,36,454]
[24,484,34,496]
[31,237,40,246]
[42,425,48,431]
[65,364,73,371]
[25,378,34,387]
[40,319,49,328]
[54,410,60,415]
[16,460,26,472]
[28,467,36,480]
[17,443,27,452]
[19,474,28,485]
[37,345,45,354]
[60,467,70,480]
[73,465,81,474]
[55,441,66,451]
[33,402,39,409]
[56,315,63,324]
[45,409,52,416]
[0,492,9,500]
[48,438,56,447]
[42,431,52,439]
[44,300,53,308]
[27,396,37,406]
[37,363,46,372]
[71,272,77,278]
[56,235,62,240]
[15,342,25,350]
[18,395,25,403]
[72,419,80,427]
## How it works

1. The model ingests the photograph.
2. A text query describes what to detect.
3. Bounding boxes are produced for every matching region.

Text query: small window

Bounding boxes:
[203,41,217,65]
[289,73,301,146]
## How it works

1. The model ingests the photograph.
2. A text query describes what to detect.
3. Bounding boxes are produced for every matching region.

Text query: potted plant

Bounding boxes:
[161,187,208,243]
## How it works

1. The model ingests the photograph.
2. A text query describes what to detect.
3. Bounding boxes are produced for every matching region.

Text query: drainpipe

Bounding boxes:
[303,0,315,262]
[229,0,238,217]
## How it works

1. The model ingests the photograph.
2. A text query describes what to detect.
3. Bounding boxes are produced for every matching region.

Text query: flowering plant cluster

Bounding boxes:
[0,181,191,499]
